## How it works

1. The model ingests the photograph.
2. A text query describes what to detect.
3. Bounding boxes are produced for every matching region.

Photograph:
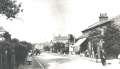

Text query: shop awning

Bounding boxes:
[73,38,86,47]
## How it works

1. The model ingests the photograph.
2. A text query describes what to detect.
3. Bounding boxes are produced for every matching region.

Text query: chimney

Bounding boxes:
[99,13,108,22]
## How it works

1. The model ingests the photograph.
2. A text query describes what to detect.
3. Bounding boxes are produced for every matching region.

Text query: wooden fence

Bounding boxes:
[0,49,15,69]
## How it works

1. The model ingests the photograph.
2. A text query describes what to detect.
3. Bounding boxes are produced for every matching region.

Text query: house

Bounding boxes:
[81,13,120,58]
[53,35,68,43]
[53,34,76,54]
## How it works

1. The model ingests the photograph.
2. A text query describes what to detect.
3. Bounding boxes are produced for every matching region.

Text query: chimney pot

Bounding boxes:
[99,13,108,22]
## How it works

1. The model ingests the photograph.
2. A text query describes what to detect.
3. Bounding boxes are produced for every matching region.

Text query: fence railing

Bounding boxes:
[0,49,15,69]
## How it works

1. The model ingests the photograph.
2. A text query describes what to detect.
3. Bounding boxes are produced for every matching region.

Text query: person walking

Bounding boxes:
[95,53,98,63]
[100,50,106,66]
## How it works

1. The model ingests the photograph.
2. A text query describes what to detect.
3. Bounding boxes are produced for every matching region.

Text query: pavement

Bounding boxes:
[49,52,120,64]
[44,52,120,69]
[47,53,120,69]
[18,56,42,69]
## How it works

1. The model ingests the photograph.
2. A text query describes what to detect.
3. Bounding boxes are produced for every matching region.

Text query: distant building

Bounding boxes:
[81,13,120,58]
[53,35,68,43]
[53,34,76,54]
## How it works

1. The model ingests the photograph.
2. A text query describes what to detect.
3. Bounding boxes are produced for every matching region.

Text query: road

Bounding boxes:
[36,52,120,69]
[34,52,71,69]
[20,52,120,69]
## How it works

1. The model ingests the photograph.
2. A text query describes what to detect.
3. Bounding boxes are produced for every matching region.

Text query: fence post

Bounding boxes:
[0,54,3,69]
[5,50,8,69]
[11,54,15,69]
[11,49,15,69]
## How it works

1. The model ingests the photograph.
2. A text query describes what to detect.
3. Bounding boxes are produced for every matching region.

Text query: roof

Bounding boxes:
[82,15,120,32]
[82,20,111,32]
[73,38,86,47]
[0,26,6,32]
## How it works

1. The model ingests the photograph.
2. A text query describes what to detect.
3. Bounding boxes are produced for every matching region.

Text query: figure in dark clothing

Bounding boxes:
[95,53,98,63]
[100,50,106,66]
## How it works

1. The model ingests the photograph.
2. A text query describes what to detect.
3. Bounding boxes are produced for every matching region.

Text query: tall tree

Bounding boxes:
[0,0,22,19]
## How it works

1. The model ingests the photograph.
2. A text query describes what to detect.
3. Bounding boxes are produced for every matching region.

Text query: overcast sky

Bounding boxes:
[1,0,120,43]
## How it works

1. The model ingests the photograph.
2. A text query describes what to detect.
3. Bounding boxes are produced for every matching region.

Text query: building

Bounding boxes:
[52,35,68,53]
[53,34,76,54]
[81,13,120,58]
[53,35,68,43]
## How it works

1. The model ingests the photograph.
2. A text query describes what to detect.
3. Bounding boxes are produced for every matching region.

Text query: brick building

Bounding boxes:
[81,13,120,58]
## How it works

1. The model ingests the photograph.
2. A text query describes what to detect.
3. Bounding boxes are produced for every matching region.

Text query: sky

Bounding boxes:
[1,0,120,43]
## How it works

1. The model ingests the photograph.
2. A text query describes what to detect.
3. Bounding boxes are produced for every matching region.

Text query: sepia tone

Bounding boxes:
[1,0,120,69]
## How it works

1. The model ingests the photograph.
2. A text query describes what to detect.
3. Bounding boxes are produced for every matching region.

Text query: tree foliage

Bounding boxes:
[68,34,75,43]
[103,24,120,58]
[43,46,50,51]
[0,0,22,19]
[19,41,33,51]
[52,42,65,53]
[3,32,11,41]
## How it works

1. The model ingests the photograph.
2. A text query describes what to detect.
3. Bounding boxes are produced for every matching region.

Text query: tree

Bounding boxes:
[19,41,33,52]
[52,42,65,53]
[0,0,22,19]
[43,46,50,51]
[103,24,120,58]
[11,38,19,43]
[3,32,11,41]
[68,34,75,43]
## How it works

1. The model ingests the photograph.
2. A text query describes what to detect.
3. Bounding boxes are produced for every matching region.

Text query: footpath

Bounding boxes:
[18,56,42,69]
[49,52,120,65]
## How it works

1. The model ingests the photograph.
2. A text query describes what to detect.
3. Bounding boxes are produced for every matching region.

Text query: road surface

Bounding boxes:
[20,52,120,69]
